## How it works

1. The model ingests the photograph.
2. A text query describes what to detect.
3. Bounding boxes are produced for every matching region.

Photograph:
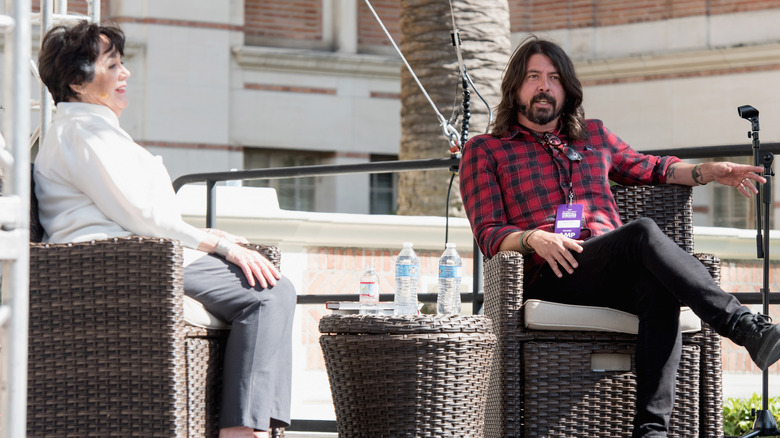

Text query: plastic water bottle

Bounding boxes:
[437,243,462,315]
[359,265,380,315]
[394,242,419,315]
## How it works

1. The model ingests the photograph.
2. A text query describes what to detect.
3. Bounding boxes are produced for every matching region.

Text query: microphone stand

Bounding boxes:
[738,105,778,437]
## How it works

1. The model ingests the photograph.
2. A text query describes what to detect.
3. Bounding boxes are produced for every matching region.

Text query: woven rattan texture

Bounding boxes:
[26,233,283,437]
[523,341,700,437]
[319,315,497,437]
[612,184,694,253]
[483,184,725,438]
[28,237,188,437]
[185,331,228,437]
[319,313,493,334]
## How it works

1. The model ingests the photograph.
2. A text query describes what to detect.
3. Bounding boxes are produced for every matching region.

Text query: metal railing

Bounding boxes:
[173,141,780,433]
[173,155,487,317]
[0,2,31,437]
[172,140,780,307]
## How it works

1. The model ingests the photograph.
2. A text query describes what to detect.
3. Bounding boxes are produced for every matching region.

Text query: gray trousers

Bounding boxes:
[184,254,296,431]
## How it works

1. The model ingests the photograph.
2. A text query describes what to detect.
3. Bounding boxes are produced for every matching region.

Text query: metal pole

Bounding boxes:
[472,239,482,314]
[206,179,216,228]
[1,1,31,437]
[39,0,52,145]
[88,0,99,24]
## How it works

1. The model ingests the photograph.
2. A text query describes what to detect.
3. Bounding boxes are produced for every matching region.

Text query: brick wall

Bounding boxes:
[244,0,323,42]
[357,0,400,47]
[301,246,474,369]
[300,245,780,377]
[719,259,780,374]
[31,0,110,16]
[507,0,780,32]
[32,1,780,45]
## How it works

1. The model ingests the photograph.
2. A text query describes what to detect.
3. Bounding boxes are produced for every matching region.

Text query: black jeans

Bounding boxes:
[525,218,748,437]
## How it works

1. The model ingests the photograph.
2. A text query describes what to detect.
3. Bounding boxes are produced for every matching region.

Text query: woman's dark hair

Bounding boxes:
[490,36,586,140]
[38,20,125,104]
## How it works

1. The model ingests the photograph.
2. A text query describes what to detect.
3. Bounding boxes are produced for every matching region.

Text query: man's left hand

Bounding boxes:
[708,162,765,197]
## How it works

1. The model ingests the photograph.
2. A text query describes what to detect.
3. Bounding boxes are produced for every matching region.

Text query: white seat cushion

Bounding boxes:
[524,299,701,334]
[183,295,230,330]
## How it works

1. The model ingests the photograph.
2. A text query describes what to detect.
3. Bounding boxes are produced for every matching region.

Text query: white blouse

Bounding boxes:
[34,102,209,253]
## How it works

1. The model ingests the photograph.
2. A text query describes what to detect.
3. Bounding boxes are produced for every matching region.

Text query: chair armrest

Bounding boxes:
[693,252,725,437]
[694,252,720,285]
[482,250,526,437]
[242,242,281,269]
[483,250,525,330]
[28,237,188,436]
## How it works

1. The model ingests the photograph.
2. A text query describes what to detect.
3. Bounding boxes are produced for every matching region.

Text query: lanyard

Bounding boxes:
[529,131,577,205]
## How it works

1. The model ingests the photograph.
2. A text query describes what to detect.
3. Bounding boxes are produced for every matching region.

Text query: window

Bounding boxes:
[244,148,319,212]
[370,154,398,214]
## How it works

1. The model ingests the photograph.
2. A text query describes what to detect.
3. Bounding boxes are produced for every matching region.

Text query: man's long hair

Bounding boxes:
[490,36,586,140]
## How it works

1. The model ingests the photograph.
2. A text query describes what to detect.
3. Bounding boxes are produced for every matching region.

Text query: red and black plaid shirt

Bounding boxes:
[459,119,680,262]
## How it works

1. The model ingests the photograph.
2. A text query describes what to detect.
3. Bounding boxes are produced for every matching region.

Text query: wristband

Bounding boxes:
[214,238,237,257]
[523,229,539,254]
[519,229,537,254]
[692,163,705,185]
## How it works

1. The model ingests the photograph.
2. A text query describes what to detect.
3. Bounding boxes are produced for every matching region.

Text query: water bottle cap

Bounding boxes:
[402,242,413,248]
[445,243,456,248]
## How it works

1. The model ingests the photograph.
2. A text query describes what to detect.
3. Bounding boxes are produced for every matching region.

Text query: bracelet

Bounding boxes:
[518,230,530,253]
[519,229,538,254]
[214,238,237,257]
[692,163,705,185]
[524,229,539,253]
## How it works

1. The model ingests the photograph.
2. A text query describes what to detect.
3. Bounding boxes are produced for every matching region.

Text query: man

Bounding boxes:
[459,36,780,437]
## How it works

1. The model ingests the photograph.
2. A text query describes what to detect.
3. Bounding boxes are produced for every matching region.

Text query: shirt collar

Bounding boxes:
[503,123,565,142]
[54,102,120,128]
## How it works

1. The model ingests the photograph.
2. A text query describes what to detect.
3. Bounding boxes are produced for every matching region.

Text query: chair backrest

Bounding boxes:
[611,184,693,254]
[29,170,44,243]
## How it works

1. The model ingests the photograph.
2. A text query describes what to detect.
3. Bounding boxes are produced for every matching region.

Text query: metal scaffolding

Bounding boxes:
[0,0,31,436]
[0,1,98,436]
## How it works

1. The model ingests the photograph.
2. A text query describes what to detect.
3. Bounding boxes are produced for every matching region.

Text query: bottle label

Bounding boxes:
[360,282,379,298]
[439,265,462,278]
[395,264,418,277]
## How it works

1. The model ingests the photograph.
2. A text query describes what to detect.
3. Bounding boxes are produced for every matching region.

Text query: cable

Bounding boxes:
[363,0,459,146]
[444,172,456,246]
[465,70,493,130]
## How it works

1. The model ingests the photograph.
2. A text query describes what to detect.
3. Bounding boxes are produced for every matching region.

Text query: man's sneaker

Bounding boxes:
[731,313,780,370]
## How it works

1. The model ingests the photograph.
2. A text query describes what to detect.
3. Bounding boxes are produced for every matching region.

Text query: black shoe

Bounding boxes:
[732,313,780,370]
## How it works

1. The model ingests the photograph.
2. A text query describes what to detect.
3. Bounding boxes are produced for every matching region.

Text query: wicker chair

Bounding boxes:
[12,174,285,437]
[482,184,724,437]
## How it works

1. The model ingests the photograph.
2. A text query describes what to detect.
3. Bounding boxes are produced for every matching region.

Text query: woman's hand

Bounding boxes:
[224,244,281,289]
[204,228,280,289]
[526,230,584,278]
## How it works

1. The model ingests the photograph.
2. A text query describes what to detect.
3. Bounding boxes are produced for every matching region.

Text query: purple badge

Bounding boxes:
[554,204,583,238]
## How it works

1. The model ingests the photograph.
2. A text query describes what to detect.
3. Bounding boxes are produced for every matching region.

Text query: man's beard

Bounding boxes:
[521,92,563,126]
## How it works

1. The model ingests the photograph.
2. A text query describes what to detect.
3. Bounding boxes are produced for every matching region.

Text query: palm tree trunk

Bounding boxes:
[397,0,510,217]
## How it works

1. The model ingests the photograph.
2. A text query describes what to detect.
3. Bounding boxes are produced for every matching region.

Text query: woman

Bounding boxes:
[35,21,295,438]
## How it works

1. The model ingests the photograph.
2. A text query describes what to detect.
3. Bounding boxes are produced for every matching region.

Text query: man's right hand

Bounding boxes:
[526,230,584,278]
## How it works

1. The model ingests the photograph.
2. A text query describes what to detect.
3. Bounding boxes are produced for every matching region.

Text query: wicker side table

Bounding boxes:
[319,314,496,438]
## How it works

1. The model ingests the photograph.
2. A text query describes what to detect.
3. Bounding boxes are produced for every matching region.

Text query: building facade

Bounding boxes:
[5,0,780,420]
[5,0,779,222]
